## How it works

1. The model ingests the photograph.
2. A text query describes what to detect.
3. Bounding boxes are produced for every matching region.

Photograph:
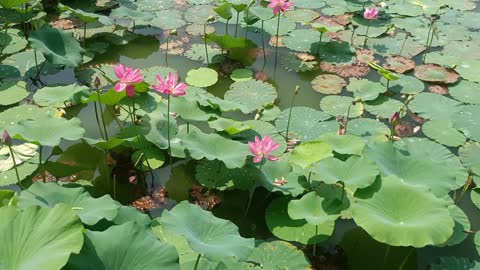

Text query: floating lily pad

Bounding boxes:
[320,96,363,118]
[0,80,28,106]
[352,175,454,247]
[311,74,347,95]
[408,93,462,120]
[446,204,471,246]
[384,55,415,74]
[285,9,320,23]
[347,78,386,101]
[288,141,333,169]
[414,64,460,84]
[150,10,186,30]
[422,120,466,147]
[318,41,355,64]
[452,105,480,141]
[346,118,390,139]
[459,142,480,176]
[230,68,253,82]
[386,75,424,95]
[368,33,425,58]
[293,0,326,9]
[275,106,332,141]
[224,80,277,113]
[186,67,218,87]
[251,15,296,36]
[449,80,480,104]
[364,95,404,119]
[0,28,28,55]
[281,53,318,72]
[33,84,89,108]
[288,191,339,225]
[184,4,216,24]
[282,29,320,53]
[195,159,257,190]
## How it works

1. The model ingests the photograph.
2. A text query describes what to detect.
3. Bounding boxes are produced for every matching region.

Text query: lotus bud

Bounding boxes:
[170,29,178,36]
[94,76,101,89]
[294,85,300,95]
[2,130,12,146]
[207,16,216,23]
[389,112,400,125]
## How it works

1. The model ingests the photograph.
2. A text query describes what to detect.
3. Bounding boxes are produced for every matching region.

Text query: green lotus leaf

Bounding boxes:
[459,142,480,176]
[311,74,347,95]
[320,96,364,118]
[110,5,155,21]
[0,104,57,131]
[452,105,480,141]
[208,117,252,135]
[367,33,425,58]
[311,22,343,34]
[33,84,89,108]
[135,0,173,11]
[280,52,318,72]
[0,204,83,270]
[185,43,222,64]
[352,175,454,247]
[18,182,120,225]
[346,78,386,101]
[214,2,233,20]
[2,50,45,76]
[184,5,216,24]
[224,80,277,113]
[346,118,390,139]
[275,106,332,141]
[386,74,425,95]
[282,29,320,53]
[248,6,272,21]
[0,64,20,80]
[158,201,254,261]
[364,95,404,119]
[471,188,480,211]
[0,28,27,55]
[0,0,29,8]
[288,141,333,169]
[422,120,466,147]
[195,159,257,190]
[0,161,37,186]
[445,204,470,246]
[111,205,152,228]
[247,241,311,270]
[9,117,85,146]
[186,67,218,88]
[431,257,480,270]
[265,197,334,245]
[288,191,339,225]
[250,15,295,36]
[0,80,28,106]
[317,133,366,155]
[66,222,179,270]
[0,142,37,172]
[132,146,165,171]
[449,80,480,104]
[182,130,250,169]
[232,120,287,156]
[318,41,355,64]
[312,155,379,190]
[259,160,305,197]
[408,93,462,120]
[141,108,178,150]
[352,16,391,38]
[293,0,326,9]
[29,26,85,68]
[286,9,320,24]
[414,64,460,84]
[60,4,105,24]
[150,10,186,29]
[230,68,253,82]
[0,189,16,206]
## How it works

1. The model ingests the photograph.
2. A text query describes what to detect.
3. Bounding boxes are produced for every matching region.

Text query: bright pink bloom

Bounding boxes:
[267,0,294,15]
[248,135,280,163]
[113,64,144,97]
[363,8,379,20]
[152,73,188,97]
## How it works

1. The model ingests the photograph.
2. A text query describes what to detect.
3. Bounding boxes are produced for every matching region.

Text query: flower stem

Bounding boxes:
[261,20,266,70]
[96,89,109,140]
[93,100,105,140]
[234,11,240,37]
[362,20,372,49]
[165,33,171,67]
[273,13,281,79]
[167,95,173,175]
[39,145,46,182]
[285,86,299,142]
[317,32,323,56]
[226,18,229,35]
[194,254,202,270]
[8,145,24,189]
[204,22,209,66]
[34,49,40,77]
[399,34,408,56]
[244,162,262,217]
[313,225,318,257]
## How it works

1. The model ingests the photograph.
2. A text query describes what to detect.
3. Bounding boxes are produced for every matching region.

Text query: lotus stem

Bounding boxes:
[363,19,372,48]
[343,102,354,134]
[204,23,209,66]
[96,89,109,140]
[234,11,240,37]
[386,79,390,92]
[83,23,87,46]
[244,7,249,40]
[273,13,281,79]
[132,20,136,33]
[307,171,312,182]
[382,246,391,269]
[8,145,25,190]
[1,25,8,56]
[458,173,473,202]
[226,19,230,35]
[261,20,266,70]
[34,49,40,77]
[398,248,415,270]
[187,122,190,134]
[399,34,408,56]
[350,25,357,46]
[340,181,345,203]
[244,162,262,216]
[313,225,318,257]
[422,17,437,63]
[317,32,323,56]
[194,254,202,270]
[39,145,46,182]
[167,95,173,175]
[165,34,171,67]
[113,173,116,200]
[285,86,300,142]
[93,99,105,140]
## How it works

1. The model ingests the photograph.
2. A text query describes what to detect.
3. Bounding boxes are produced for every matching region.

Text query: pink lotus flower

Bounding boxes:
[267,0,294,15]
[363,8,379,20]
[390,112,400,124]
[113,64,144,97]
[248,135,280,163]
[152,73,188,97]
[2,130,11,146]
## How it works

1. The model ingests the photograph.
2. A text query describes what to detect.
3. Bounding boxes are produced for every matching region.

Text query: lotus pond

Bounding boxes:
[1,0,480,269]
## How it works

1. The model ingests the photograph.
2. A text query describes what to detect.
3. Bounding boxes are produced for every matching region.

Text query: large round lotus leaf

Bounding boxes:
[352,175,454,247]
[320,96,364,118]
[288,141,333,169]
[451,105,480,141]
[265,197,334,245]
[288,191,339,225]
[285,9,320,23]
[159,201,254,261]
[408,93,462,120]
[0,143,37,172]
[317,133,366,155]
[259,160,306,197]
[386,75,425,95]
[364,137,467,198]
[281,52,318,72]
[33,84,89,108]
[282,29,320,52]
[0,105,57,131]
[346,118,390,139]
[318,41,355,64]
[0,189,16,206]
[150,10,186,29]
[445,204,470,246]
[275,106,332,141]
[135,0,173,11]
[224,80,277,113]
[312,156,379,190]
[29,26,85,68]
[230,68,253,82]
[471,188,480,210]
[247,241,311,270]
[0,204,83,270]
[414,64,459,84]
[110,5,155,21]
[66,222,179,270]
[9,117,85,146]
[431,257,480,270]
[251,15,296,36]
[0,65,20,80]
[346,78,386,101]
[186,67,218,88]
[293,0,326,8]
[195,159,257,190]
[459,142,480,176]
[311,74,347,95]
[422,120,466,147]
[0,28,27,55]
[449,80,480,104]
[364,95,404,119]
[352,16,391,38]
[368,33,425,58]
[184,5,216,24]
[0,161,37,186]
[0,80,28,106]
[18,182,120,225]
